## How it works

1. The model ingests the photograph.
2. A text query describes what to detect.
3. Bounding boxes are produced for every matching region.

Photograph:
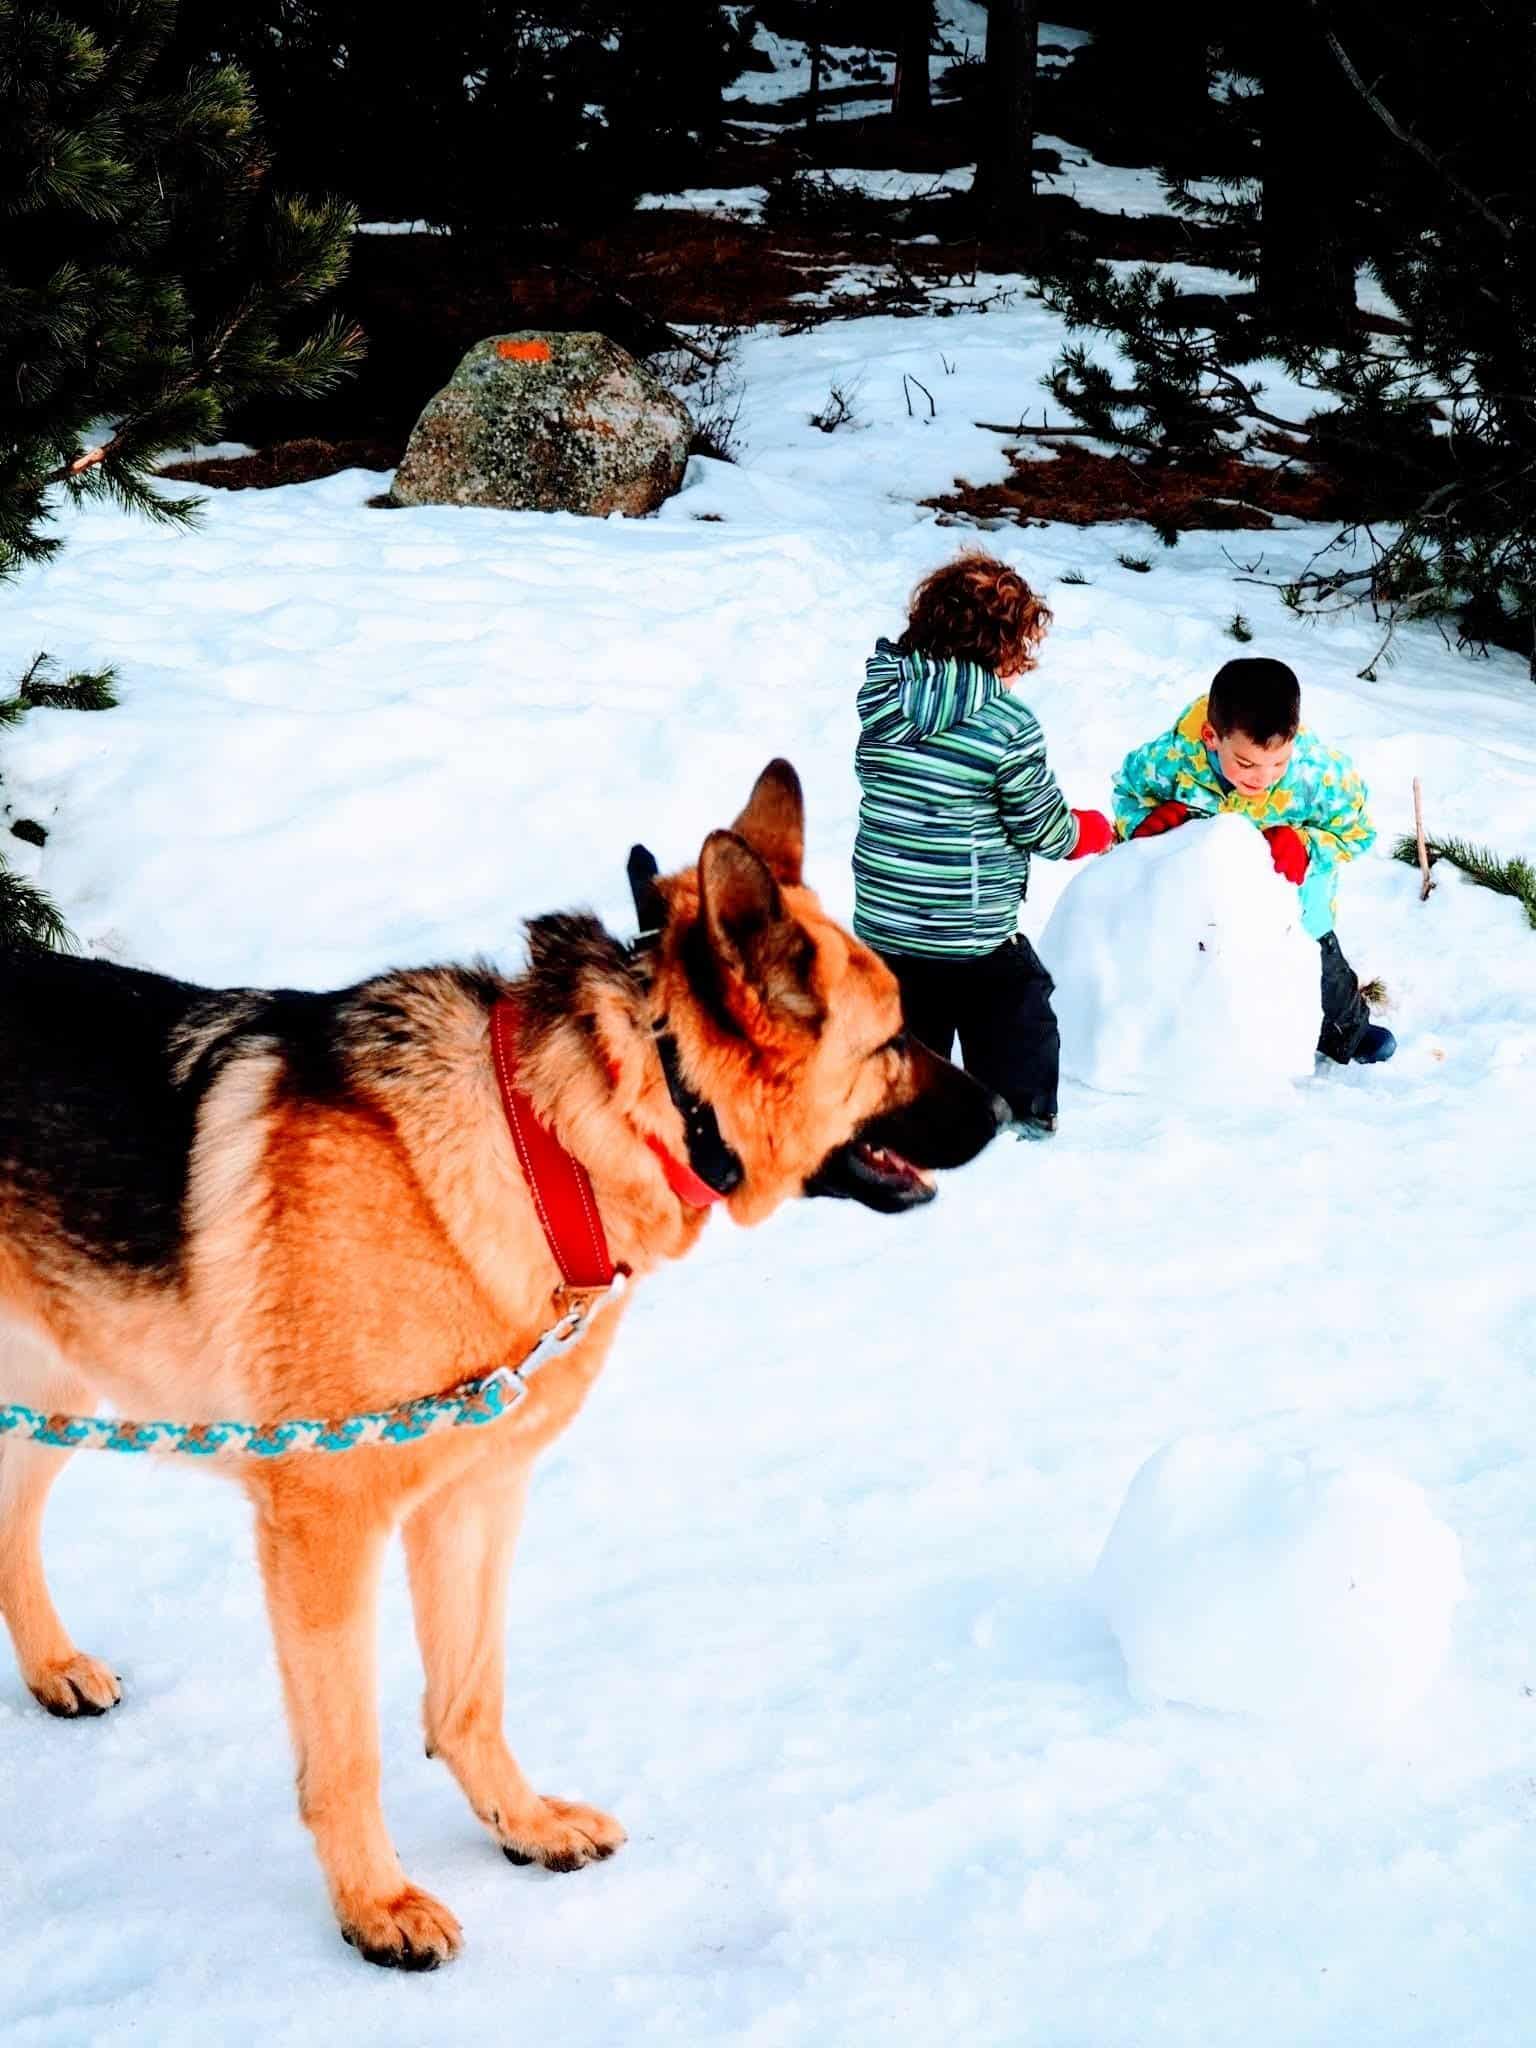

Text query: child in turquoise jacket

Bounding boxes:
[1113,657,1394,1064]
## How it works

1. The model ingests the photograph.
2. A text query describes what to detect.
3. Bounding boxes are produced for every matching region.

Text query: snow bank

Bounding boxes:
[1040,814,1321,1096]
[1095,1437,1467,1728]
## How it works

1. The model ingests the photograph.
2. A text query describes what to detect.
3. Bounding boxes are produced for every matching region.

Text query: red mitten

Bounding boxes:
[1131,800,1192,840]
[1067,808,1114,859]
[1265,824,1309,885]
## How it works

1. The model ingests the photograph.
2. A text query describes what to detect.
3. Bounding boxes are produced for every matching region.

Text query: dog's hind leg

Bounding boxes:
[253,1471,463,1969]
[403,1462,627,1873]
[0,1333,122,1717]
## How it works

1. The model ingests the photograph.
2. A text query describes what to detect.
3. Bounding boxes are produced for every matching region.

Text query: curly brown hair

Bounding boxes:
[896,551,1053,677]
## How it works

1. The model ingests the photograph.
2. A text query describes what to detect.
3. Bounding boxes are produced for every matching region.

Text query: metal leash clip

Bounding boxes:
[479,1271,629,1403]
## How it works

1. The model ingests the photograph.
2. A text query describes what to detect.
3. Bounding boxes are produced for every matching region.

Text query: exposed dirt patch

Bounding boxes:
[160,438,402,489]
[224,176,1246,452]
[925,442,1353,534]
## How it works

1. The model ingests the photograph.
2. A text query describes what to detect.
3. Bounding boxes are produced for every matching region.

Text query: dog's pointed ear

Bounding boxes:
[627,842,665,937]
[698,829,821,1024]
[731,758,804,887]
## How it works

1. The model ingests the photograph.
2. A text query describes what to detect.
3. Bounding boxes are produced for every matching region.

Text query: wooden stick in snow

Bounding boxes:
[1413,776,1434,900]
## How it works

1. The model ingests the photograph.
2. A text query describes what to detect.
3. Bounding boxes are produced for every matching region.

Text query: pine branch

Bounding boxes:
[1392,833,1536,930]
[0,653,119,724]
[22,665,119,713]
[0,863,73,951]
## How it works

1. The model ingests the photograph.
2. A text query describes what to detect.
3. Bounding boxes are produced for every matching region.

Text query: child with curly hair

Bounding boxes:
[852,551,1112,1136]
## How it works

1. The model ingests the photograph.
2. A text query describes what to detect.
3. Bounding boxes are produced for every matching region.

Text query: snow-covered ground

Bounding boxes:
[725,28,893,113]
[1035,137,1251,220]
[639,166,975,223]
[4,74,1536,2048]
[637,183,769,219]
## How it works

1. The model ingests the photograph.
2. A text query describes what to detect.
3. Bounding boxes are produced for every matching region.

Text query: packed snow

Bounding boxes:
[5,54,1536,2048]
[1095,1437,1467,1728]
[1042,815,1322,1097]
[641,167,974,225]
[1035,138,1248,221]
[725,29,892,113]
[636,184,769,218]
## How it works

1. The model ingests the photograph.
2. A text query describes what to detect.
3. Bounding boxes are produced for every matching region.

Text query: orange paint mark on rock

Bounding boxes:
[497,339,552,362]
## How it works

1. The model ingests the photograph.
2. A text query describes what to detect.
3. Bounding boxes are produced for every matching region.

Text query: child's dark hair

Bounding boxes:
[1207,658,1300,745]
[898,551,1053,674]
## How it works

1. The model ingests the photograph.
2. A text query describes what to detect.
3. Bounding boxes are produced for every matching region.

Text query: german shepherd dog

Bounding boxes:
[0,761,1001,1968]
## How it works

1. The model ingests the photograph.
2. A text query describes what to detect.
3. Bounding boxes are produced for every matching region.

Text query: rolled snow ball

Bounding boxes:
[1094,1437,1466,1728]
[1040,812,1321,1096]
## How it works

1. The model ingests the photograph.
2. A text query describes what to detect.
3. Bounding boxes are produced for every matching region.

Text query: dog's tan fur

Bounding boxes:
[0,763,988,1967]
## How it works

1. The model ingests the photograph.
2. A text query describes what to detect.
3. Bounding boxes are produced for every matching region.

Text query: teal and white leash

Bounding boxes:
[0,1276,625,1461]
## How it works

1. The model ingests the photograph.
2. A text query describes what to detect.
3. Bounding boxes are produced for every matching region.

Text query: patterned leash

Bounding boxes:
[0,1278,625,1461]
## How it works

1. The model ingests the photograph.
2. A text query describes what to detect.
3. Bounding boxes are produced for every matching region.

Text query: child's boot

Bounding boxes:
[1352,1024,1397,1064]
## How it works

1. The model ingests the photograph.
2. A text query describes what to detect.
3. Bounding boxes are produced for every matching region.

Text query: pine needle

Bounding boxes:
[0,864,73,951]
[1393,833,1536,931]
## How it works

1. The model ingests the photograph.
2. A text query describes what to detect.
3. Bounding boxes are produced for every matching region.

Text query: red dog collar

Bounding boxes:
[644,1134,729,1209]
[491,1001,618,1288]
[491,1003,727,1295]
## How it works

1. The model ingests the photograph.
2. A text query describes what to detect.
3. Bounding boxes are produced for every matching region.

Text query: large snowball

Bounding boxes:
[1094,1437,1466,1728]
[1040,813,1321,1095]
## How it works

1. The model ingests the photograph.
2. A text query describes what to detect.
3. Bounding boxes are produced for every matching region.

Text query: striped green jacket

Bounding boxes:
[852,638,1078,959]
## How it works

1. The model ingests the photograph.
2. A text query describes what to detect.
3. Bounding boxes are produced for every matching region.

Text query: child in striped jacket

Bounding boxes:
[852,552,1112,1136]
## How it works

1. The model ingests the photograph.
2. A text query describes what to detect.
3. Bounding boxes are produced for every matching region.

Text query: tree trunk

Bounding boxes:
[1258,19,1357,332]
[893,0,932,123]
[806,0,822,130]
[973,0,1039,242]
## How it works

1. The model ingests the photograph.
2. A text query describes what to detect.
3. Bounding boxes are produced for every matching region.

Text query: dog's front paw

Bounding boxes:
[339,1883,463,1970]
[30,1653,122,1718]
[500,1795,627,1873]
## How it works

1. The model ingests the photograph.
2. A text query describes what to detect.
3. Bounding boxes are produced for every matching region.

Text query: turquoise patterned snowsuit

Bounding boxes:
[1112,695,1377,937]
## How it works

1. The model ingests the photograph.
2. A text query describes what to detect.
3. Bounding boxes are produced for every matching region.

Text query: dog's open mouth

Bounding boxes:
[803,1039,1008,1214]
[805,1137,937,1213]
[853,1140,936,1202]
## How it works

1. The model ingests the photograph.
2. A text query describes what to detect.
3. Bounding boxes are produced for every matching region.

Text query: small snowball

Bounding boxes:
[1094,1436,1467,1728]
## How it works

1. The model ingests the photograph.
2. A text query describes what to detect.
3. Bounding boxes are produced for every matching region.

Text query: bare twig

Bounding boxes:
[975,419,1101,437]
[1198,496,1277,521]
[903,372,935,419]
[1201,361,1311,439]
[1413,776,1435,900]
[1220,544,1268,575]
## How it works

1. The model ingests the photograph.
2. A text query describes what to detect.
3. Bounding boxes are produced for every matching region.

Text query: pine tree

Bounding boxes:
[608,1,755,186]
[0,654,116,949]
[166,3,752,236]
[893,0,932,125]
[1053,0,1219,177]
[0,0,365,581]
[1,0,364,947]
[1038,1,1536,677]
[973,0,1040,242]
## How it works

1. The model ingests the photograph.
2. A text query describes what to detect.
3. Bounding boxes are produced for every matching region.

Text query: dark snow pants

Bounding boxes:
[1318,930,1374,1063]
[881,935,1059,1124]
